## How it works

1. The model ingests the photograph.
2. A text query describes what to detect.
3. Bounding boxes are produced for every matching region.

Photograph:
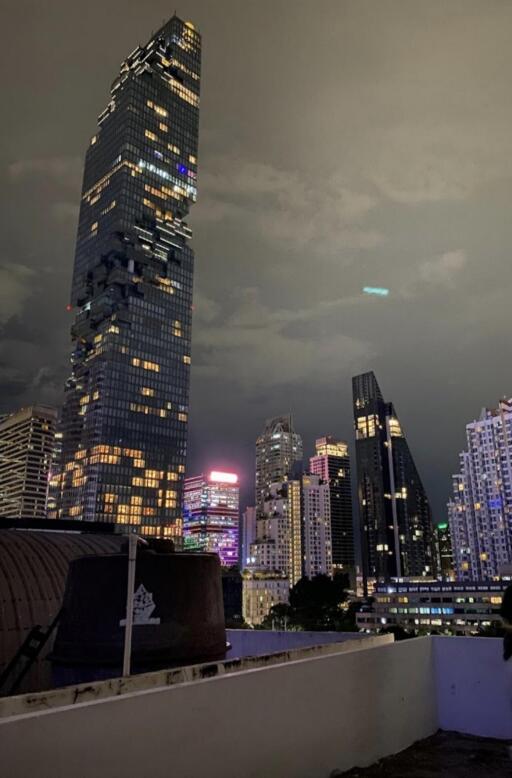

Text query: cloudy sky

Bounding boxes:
[1,0,512,519]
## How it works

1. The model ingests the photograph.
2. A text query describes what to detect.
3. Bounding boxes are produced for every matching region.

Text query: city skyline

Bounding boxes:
[1,1,512,524]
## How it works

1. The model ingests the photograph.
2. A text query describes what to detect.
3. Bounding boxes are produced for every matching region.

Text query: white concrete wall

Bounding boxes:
[434,635,512,740]
[0,638,437,778]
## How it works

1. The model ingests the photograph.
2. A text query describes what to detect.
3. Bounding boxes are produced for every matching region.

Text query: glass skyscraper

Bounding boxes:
[183,472,240,566]
[51,17,201,538]
[352,371,436,584]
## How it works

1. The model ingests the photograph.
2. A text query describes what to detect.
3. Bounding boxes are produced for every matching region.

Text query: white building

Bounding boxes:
[250,479,302,586]
[0,405,57,519]
[448,397,512,580]
[302,474,333,579]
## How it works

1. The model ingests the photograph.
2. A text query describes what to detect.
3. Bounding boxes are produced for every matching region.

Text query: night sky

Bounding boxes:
[1,1,512,520]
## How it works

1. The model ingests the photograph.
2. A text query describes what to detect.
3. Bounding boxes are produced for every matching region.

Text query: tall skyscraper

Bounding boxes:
[52,17,201,536]
[352,371,435,583]
[448,398,512,581]
[251,479,302,586]
[183,471,239,566]
[309,436,354,572]
[255,415,303,514]
[0,406,57,519]
[301,473,333,579]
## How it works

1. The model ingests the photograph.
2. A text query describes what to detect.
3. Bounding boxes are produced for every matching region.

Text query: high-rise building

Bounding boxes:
[183,471,239,566]
[435,522,454,580]
[352,371,435,584]
[301,473,333,579]
[448,398,512,581]
[52,17,201,537]
[255,416,303,514]
[240,506,257,569]
[251,479,302,586]
[0,406,57,519]
[309,436,354,572]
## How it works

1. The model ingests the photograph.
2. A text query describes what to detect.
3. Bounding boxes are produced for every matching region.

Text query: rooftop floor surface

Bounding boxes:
[340,731,511,777]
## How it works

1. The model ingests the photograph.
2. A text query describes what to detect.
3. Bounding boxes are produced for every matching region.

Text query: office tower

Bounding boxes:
[251,479,302,585]
[52,17,201,535]
[435,522,454,580]
[448,398,512,581]
[240,506,257,568]
[352,371,435,583]
[309,436,354,572]
[183,471,239,566]
[301,473,333,578]
[255,415,303,514]
[0,406,57,519]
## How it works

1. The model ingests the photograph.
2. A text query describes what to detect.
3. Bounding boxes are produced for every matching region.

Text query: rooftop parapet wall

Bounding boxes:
[1,637,509,777]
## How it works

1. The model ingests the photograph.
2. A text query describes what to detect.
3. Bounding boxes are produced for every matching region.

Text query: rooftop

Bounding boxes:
[341,731,510,777]
[1,635,511,777]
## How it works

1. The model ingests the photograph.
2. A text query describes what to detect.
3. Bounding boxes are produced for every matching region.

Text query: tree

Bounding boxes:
[260,603,294,630]
[476,623,504,638]
[381,625,417,641]
[261,574,352,632]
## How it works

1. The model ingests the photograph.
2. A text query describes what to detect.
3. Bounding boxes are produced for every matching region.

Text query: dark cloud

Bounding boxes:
[1,0,512,519]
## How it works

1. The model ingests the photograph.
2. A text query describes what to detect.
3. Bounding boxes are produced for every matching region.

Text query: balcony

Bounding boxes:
[0,634,510,776]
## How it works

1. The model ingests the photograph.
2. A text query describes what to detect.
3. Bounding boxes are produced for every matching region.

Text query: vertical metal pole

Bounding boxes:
[123,534,137,677]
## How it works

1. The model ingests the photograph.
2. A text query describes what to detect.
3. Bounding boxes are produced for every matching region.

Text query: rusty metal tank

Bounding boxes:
[51,545,226,682]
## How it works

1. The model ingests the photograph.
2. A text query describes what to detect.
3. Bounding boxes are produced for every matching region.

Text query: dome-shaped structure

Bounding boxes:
[0,529,122,693]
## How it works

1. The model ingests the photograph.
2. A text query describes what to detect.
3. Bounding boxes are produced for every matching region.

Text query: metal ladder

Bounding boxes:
[0,610,61,697]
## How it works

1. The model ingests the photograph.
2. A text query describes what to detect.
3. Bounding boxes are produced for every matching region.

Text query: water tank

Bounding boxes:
[51,547,226,681]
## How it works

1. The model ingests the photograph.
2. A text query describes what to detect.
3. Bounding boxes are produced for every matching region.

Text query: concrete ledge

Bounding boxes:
[0,637,435,778]
[0,632,392,719]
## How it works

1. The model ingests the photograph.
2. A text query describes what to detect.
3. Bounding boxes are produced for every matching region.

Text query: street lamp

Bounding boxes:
[122,533,149,677]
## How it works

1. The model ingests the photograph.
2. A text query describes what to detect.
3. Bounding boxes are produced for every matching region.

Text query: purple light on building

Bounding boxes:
[183,472,239,566]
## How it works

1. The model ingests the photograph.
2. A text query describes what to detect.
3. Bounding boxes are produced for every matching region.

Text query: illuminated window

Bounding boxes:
[189,154,197,164]
[132,358,160,372]
[101,199,116,216]
[183,355,191,365]
[145,129,158,141]
[141,387,155,397]
[90,222,98,233]
[159,123,168,133]
[388,417,402,437]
